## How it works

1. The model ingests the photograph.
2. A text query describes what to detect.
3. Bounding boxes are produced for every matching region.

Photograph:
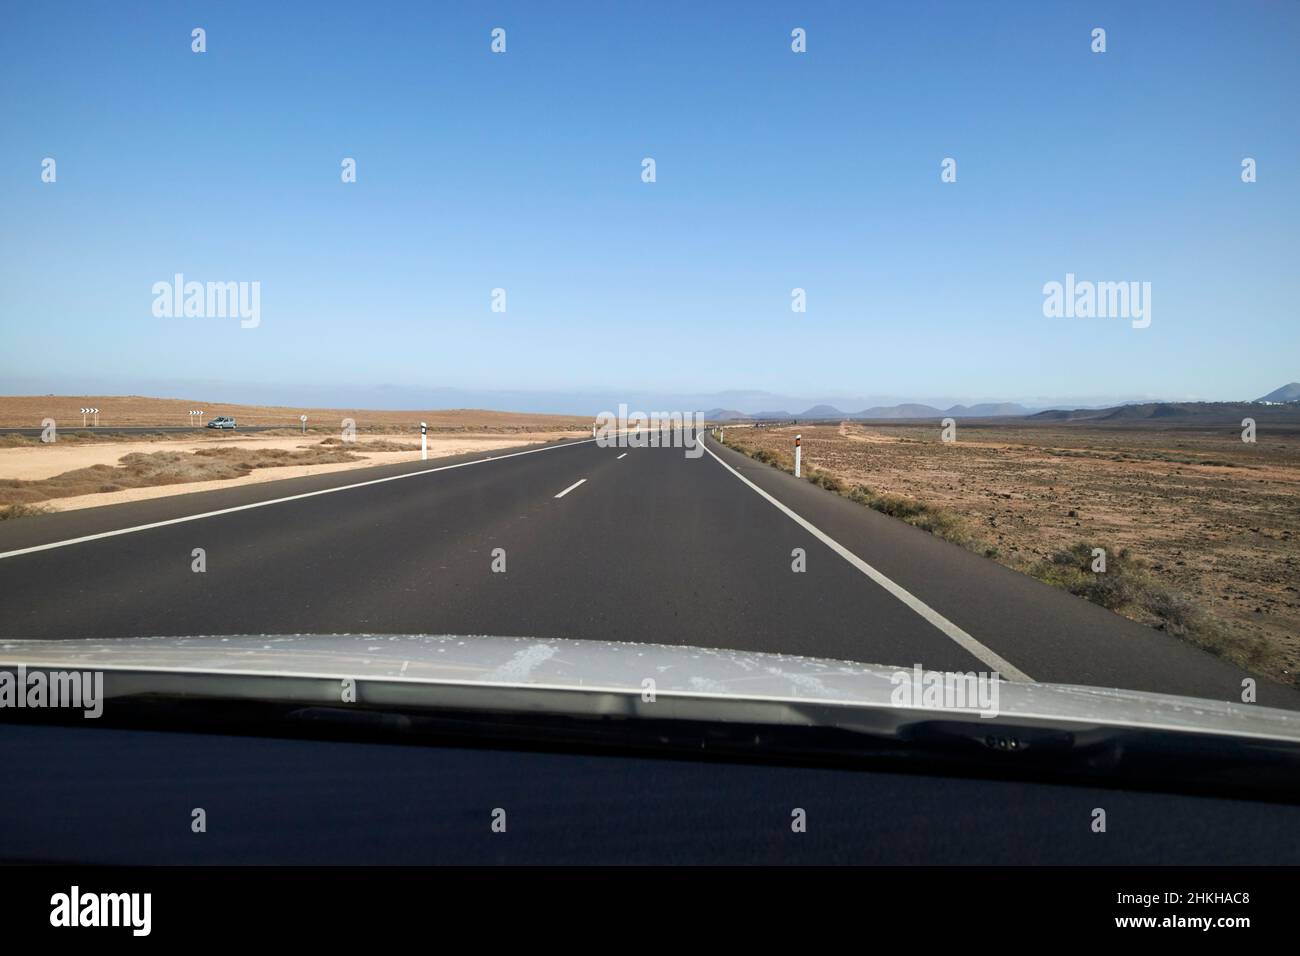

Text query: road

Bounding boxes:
[1,431,1295,710]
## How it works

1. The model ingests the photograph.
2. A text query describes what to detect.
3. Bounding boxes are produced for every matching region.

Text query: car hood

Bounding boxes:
[2,633,1298,743]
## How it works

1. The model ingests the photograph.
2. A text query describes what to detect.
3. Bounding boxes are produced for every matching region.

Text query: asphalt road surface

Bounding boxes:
[1,432,1295,710]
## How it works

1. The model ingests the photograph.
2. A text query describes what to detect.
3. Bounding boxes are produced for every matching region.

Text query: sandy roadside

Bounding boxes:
[11,433,581,514]
[1,436,375,482]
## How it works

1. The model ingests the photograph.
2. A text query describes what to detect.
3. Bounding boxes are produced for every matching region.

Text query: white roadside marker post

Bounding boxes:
[420,421,428,461]
[794,433,802,477]
[300,414,307,436]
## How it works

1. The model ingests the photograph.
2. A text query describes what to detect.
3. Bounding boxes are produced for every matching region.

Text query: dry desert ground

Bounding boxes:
[0,395,588,514]
[724,420,1300,687]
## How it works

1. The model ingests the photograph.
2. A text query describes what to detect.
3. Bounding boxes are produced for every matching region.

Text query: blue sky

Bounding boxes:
[1,0,1297,410]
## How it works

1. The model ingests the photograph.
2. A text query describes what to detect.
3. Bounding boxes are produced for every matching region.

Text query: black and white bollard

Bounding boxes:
[420,422,428,461]
[794,434,802,477]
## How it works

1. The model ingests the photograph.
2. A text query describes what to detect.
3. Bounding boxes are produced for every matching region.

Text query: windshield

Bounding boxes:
[0,0,1298,880]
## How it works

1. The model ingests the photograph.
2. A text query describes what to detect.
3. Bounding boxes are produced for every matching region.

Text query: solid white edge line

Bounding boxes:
[553,478,587,499]
[700,437,1033,682]
[0,438,598,561]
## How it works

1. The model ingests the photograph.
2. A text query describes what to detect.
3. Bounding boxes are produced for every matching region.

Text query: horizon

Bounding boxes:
[3,1,1298,403]
[2,379,1295,418]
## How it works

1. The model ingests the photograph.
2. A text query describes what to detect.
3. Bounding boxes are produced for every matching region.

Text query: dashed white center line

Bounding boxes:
[553,478,587,499]
[617,453,627,460]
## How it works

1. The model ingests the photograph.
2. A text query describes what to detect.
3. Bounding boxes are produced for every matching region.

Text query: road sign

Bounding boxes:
[80,407,99,426]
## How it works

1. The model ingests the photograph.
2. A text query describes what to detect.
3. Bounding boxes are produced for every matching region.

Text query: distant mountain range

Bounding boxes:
[700,382,1300,423]
[1028,401,1300,425]
[701,401,1037,421]
[8,373,1296,419]
[1256,382,1300,403]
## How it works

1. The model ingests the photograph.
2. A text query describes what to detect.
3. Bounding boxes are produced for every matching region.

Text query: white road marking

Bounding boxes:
[700,438,1032,682]
[553,478,587,499]
[617,453,627,460]
[0,438,598,561]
